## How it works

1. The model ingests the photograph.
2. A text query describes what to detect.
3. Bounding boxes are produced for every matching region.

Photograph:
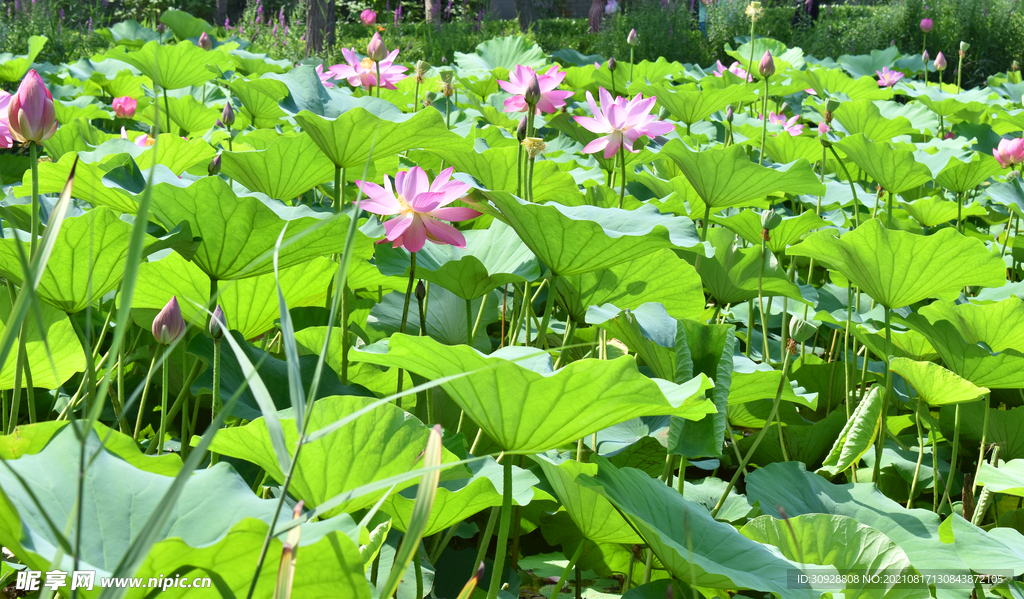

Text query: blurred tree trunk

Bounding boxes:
[425,0,439,22]
[513,0,532,32]
[305,0,336,57]
[588,0,604,32]
[215,0,228,27]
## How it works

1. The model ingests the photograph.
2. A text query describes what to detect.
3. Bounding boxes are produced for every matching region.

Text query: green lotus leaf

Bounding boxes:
[150,94,220,134]
[0,421,179,474]
[787,219,1006,309]
[0,207,145,312]
[629,82,756,127]
[729,355,816,407]
[687,228,809,306]
[578,458,826,597]
[189,332,370,421]
[53,96,112,123]
[761,134,836,166]
[104,40,232,90]
[726,38,805,73]
[352,334,714,453]
[661,140,826,215]
[386,457,546,536]
[468,188,709,276]
[95,20,164,50]
[0,36,46,83]
[901,195,986,228]
[938,402,1024,461]
[423,145,580,203]
[533,454,641,544]
[741,514,929,599]
[159,8,214,40]
[368,285,500,351]
[934,152,1004,193]
[0,292,83,390]
[143,175,349,280]
[456,73,499,99]
[939,514,1024,576]
[667,319,734,459]
[208,395,459,517]
[228,77,290,128]
[804,68,892,101]
[832,99,917,140]
[977,459,1024,497]
[818,385,884,476]
[375,220,540,300]
[454,35,546,72]
[900,85,995,118]
[889,357,989,406]
[291,327,401,398]
[714,209,825,254]
[901,312,1024,389]
[545,112,658,174]
[598,57,684,92]
[0,424,368,598]
[737,407,847,470]
[41,120,114,161]
[833,134,933,194]
[837,46,899,79]
[28,155,136,214]
[293,98,463,169]
[559,248,705,323]
[229,49,292,76]
[131,251,335,339]
[221,134,335,201]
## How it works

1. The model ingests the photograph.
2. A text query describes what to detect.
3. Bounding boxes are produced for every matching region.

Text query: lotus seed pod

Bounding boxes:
[761,208,782,231]
[789,316,817,343]
[523,137,547,160]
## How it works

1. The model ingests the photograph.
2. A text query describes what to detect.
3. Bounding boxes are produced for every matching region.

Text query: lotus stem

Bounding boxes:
[973,397,990,491]
[553,319,576,369]
[642,549,654,584]
[907,397,925,508]
[133,353,158,440]
[712,349,793,518]
[758,237,770,363]
[759,77,769,166]
[414,549,424,598]
[527,155,537,203]
[938,403,962,515]
[472,507,499,579]
[746,299,755,359]
[210,337,222,465]
[536,272,558,349]
[396,252,417,394]
[485,456,514,599]
[376,62,382,99]
[549,542,585,599]
[157,347,168,456]
[886,191,894,228]
[618,144,627,209]
[29,143,39,259]
[872,307,894,483]
[516,143,523,198]
[956,52,964,94]
[972,445,1000,525]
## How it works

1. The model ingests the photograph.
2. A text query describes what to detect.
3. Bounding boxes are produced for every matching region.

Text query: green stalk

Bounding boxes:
[886,191,894,228]
[872,307,893,483]
[157,347,168,456]
[133,354,158,440]
[712,349,793,518]
[549,542,585,599]
[618,143,627,209]
[209,337,222,465]
[396,252,417,394]
[938,404,962,514]
[485,456,514,599]
[629,47,634,89]
[516,143,523,198]
[331,166,350,385]
[376,61,382,98]
[973,397,990,492]
[907,397,925,508]
[29,143,39,259]
[535,273,558,349]
[414,79,420,112]
[162,87,171,137]
[466,298,474,347]
[472,507,499,579]
[956,51,964,94]
[757,237,769,363]
[758,77,769,166]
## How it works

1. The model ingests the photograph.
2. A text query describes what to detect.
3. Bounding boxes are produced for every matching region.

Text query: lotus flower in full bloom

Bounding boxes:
[330,47,408,91]
[498,65,574,115]
[574,87,675,159]
[315,64,336,88]
[112,96,137,118]
[361,9,377,25]
[121,126,154,147]
[356,167,481,252]
[876,66,905,87]
[7,70,57,144]
[0,91,12,149]
[766,112,804,136]
[152,296,187,345]
[994,138,1024,169]
[713,60,752,82]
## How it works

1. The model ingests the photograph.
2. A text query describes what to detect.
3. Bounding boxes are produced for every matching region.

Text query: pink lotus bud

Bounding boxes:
[152,296,186,345]
[725,105,734,122]
[935,51,947,71]
[523,73,541,106]
[7,70,57,144]
[922,50,929,63]
[920,18,933,33]
[209,304,227,339]
[627,28,638,46]
[221,102,235,127]
[112,96,137,118]
[361,9,377,25]
[367,32,388,62]
[208,154,221,176]
[199,31,212,50]
[758,51,775,78]
[993,138,1024,169]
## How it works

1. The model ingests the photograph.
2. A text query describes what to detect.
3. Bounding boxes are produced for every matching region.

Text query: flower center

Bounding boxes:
[361,57,375,70]
[396,194,411,212]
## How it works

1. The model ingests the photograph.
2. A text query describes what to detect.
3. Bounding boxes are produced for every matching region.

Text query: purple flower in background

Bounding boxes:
[14,0,20,12]
[225,17,230,28]
[256,3,264,24]
[88,16,93,32]
[387,1,391,11]
[444,0,453,20]
[395,4,403,26]
[272,22,278,36]
[279,7,286,26]
[59,8,63,19]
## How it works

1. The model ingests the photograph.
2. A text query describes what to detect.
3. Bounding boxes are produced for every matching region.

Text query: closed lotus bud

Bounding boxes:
[367,32,388,62]
[607,57,617,72]
[215,118,224,128]
[221,102,235,127]
[758,51,775,78]
[7,70,58,144]
[157,23,165,34]
[935,51,947,71]
[209,305,227,339]
[922,50,929,63]
[761,208,782,231]
[524,73,542,105]
[725,105,734,122]
[111,96,137,119]
[208,154,221,176]
[920,18,933,33]
[516,115,528,141]
[198,31,212,50]
[789,316,817,343]
[415,280,426,302]
[627,28,638,46]
[152,296,186,345]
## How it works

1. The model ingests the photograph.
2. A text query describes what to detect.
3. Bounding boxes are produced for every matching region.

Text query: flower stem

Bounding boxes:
[872,307,893,483]
[162,87,171,136]
[414,79,420,112]
[133,354,158,440]
[629,47,634,90]
[485,456,514,599]
[376,62,382,98]
[157,347,168,456]
[536,272,558,349]
[549,542,585,599]
[210,337,222,465]
[397,252,417,394]
[29,143,39,259]
[759,77,769,166]
[618,143,627,209]
[758,237,769,363]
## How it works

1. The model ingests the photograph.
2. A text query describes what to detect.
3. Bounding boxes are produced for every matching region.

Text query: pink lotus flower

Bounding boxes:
[920,18,933,33]
[7,70,57,144]
[112,96,137,118]
[817,121,830,135]
[876,66,905,87]
[994,138,1024,169]
[121,126,153,147]
[764,112,804,136]
[330,47,408,91]
[152,296,186,345]
[361,9,377,25]
[498,65,574,115]
[713,60,752,82]
[0,91,12,149]
[574,87,675,159]
[356,167,481,252]
[315,64,336,88]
